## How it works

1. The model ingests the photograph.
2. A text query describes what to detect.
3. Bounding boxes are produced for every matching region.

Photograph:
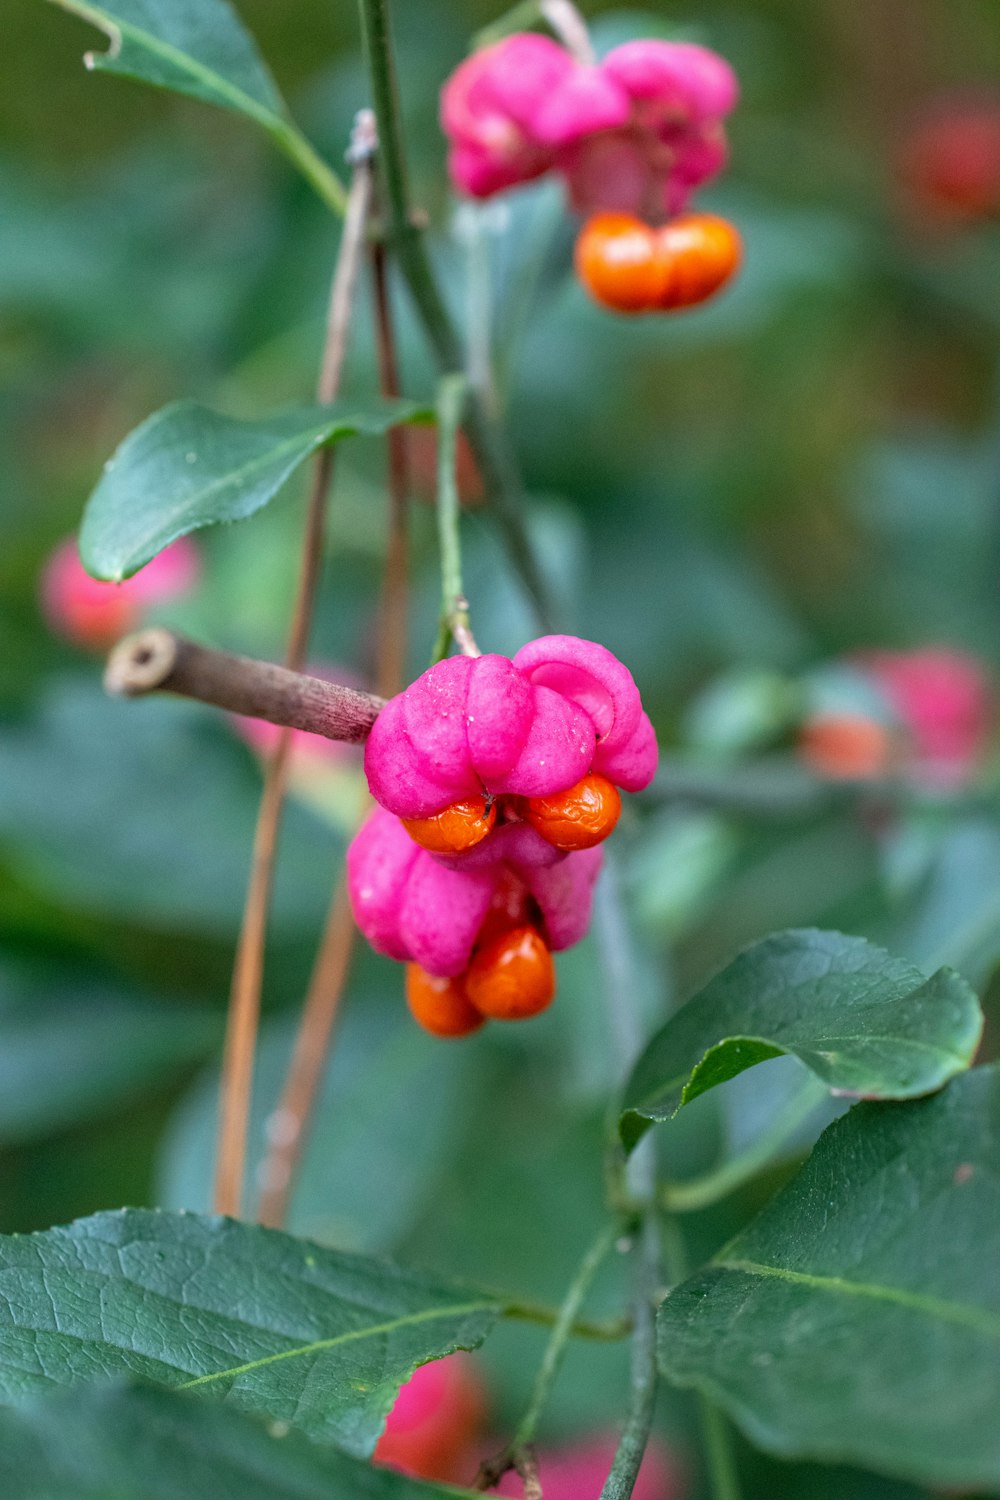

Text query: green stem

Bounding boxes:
[432,373,472,663]
[598,1211,661,1500]
[356,0,554,629]
[660,1076,827,1214]
[594,860,743,1500]
[266,118,350,217]
[473,1,543,50]
[661,1219,743,1500]
[503,1300,631,1342]
[513,1221,623,1451]
[698,1398,744,1500]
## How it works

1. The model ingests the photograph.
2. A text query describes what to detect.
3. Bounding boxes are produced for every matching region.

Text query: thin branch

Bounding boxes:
[472,0,595,60]
[539,0,596,63]
[371,235,411,701]
[473,2,546,51]
[255,198,412,1232]
[698,1396,744,1500]
[598,1212,661,1500]
[477,1220,623,1490]
[256,880,357,1228]
[213,116,375,1220]
[356,0,554,629]
[105,629,384,740]
[659,1077,827,1214]
[433,373,479,662]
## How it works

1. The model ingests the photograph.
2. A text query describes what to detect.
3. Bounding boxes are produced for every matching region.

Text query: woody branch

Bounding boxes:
[104,628,385,742]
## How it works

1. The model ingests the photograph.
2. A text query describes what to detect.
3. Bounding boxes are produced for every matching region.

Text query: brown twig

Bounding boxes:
[105,629,384,739]
[213,112,376,1219]
[539,0,595,63]
[256,880,357,1226]
[371,235,411,701]
[255,155,414,1232]
[476,1444,544,1497]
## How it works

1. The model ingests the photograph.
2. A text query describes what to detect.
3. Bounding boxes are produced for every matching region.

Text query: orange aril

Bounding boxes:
[465,926,555,1021]
[526,772,622,851]
[405,965,485,1038]
[402,795,496,855]
[654,213,743,310]
[574,213,662,314]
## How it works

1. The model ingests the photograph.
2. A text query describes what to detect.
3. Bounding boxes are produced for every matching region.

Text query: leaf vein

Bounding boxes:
[713,1258,1000,1336]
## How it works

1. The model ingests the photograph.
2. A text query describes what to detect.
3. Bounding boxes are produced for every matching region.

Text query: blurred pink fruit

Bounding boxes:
[374,1353,490,1483]
[861,648,991,783]
[40,536,200,651]
[899,92,1000,224]
[494,1431,681,1499]
[441,34,737,223]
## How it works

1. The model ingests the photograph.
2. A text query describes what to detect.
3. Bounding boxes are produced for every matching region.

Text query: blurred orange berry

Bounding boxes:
[575,211,741,314]
[575,212,663,313]
[655,212,743,309]
[405,965,485,1038]
[798,714,892,780]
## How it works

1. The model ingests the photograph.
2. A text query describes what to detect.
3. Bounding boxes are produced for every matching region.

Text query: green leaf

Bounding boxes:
[0,1380,474,1499]
[0,1209,500,1454]
[79,398,431,581]
[620,929,982,1151]
[45,0,285,128]
[0,955,219,1143]
[657,1065,1000,1491]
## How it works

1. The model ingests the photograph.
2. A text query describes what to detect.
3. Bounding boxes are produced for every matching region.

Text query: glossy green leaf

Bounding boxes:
[620,929,982,1150]
[0,1209,500,1454]
[0,1380,473,1499]
[0,955,219,1143]
[80,398,431,580]
[657,1065,1000,1490]
[45,0,285,127]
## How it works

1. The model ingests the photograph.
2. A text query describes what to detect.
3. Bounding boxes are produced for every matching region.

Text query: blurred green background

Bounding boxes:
[3,2,1000,1494]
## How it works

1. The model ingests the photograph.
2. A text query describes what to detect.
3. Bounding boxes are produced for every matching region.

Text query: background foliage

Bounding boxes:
[3,1,1000,1496]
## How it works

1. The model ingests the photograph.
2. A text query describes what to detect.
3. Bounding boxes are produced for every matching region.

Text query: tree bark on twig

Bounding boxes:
[105,629,384,741]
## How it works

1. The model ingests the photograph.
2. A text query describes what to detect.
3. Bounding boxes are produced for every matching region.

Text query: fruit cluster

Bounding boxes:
[347,635,658,1035]
[440,31,742,316]
[798,647,991,786]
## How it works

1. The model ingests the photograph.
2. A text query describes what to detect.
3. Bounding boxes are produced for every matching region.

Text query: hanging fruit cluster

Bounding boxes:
[347,636,658,1036]
[441,33,742,315]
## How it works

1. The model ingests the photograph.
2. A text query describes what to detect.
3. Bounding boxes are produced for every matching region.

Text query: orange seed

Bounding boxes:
[405,964,485,1038]
[465,926,556,1022]
[402,796,496,855]
[526,773,622,851]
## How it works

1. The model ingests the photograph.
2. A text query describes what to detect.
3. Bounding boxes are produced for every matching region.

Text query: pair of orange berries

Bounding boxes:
[401,771,622,858]
[403,772,623,1038]
[406,924,554,1037]
[575,211,742,315]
